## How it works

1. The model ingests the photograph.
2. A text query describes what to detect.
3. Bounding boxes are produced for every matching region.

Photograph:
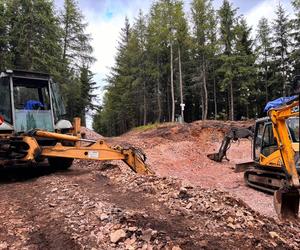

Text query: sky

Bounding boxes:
[54,0,294,127]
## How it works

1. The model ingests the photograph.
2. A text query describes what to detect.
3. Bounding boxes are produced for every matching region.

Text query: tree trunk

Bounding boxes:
[264,53,268,103]
[212,63,217,119]
[230,80,234,120]
[202,55,208,120]
[178,47,184,122]
[143,81,147,125]
[170,42,175,122]
[281,50,286,97]
[156,57,162,122]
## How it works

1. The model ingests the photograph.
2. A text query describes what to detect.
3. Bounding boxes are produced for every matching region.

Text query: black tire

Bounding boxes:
[48,157,74,170]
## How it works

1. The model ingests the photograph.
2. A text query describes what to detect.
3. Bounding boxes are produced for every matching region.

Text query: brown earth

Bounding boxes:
[0,120,299,250]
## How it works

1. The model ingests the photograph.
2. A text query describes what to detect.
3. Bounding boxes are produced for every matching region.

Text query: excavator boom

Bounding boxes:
[267,98,299,219]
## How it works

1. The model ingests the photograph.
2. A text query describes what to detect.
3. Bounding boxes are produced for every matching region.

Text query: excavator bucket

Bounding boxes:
[274,186,300,220]
[207,153,222,162]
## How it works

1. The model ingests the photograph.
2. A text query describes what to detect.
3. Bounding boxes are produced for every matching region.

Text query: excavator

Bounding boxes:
[0,70,153,175]
[208,95,299,219]
[207,127,254,162]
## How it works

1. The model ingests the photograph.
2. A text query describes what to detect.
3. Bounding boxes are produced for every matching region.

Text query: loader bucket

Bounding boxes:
[207,153,221,162]
[274,186,300,220]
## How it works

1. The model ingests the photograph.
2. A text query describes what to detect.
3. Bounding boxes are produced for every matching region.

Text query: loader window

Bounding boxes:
[50,82,66,121]
[0,77,12,124]
[254,122,264,161]
[261,124,277,157]
[12,78,54,132]
[13,79,50,110]
[287,117,299,142]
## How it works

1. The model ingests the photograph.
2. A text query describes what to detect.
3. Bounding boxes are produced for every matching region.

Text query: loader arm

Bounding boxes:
[16,130,154,175]
[268,99,300,219]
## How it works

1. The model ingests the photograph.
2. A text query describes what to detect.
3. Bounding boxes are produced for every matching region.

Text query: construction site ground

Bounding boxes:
[0,120,300,249]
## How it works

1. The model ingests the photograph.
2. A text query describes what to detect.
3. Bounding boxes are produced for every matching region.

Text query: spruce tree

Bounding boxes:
[256,17,273,103]
[291,0,300,76]
[272,4,291,96]
[6,0,62,74]
[191,0,217,120]
[218,0,237,120]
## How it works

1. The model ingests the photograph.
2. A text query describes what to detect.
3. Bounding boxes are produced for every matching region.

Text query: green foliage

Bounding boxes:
[0,0,96,124]
[94,0,299,136]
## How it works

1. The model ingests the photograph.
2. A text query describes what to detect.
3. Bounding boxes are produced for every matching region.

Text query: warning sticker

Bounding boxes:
[88,151,99,159]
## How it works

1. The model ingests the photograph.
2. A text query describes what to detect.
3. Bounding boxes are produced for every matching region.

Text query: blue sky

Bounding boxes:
[54,0,293,127]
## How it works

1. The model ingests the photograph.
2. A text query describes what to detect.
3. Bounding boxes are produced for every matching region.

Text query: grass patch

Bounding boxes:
[132,123,161,132]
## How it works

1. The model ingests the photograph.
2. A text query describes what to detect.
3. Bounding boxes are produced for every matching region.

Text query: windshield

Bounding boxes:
[13,77,54,132]
[13,78,50,110]
[287,117,299,142]
[0,77,12,124]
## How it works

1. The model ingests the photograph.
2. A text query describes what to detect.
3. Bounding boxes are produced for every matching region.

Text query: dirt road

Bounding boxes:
[0,121,299,249]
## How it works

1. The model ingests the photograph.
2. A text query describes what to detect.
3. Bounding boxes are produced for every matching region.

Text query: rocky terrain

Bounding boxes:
[0,121,299,249]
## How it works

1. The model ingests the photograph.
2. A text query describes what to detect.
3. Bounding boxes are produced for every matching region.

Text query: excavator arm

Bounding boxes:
[207,127,253,162]
[268,98,300,219]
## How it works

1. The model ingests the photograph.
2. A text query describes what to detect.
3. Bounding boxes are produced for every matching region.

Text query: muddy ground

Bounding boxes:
[0,121,300,250]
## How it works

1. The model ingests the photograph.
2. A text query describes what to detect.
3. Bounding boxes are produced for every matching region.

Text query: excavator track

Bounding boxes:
[244,167,288,193]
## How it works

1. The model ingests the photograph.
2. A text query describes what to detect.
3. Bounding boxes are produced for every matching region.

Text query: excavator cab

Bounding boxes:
[0,70,70,134]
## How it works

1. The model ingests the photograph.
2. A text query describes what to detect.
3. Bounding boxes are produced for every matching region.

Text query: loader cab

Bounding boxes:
[0,70,69,133]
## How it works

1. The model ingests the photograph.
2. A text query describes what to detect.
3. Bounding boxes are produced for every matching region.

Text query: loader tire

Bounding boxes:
[48,157,74,170]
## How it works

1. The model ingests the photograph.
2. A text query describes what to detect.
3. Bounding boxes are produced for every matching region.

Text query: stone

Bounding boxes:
[227,223,236,229]
[227,217,234,223]
[110,229,126,243]
[172,246,182,250]
[269,231,279,239]
[142,229,153,242]
[100,213,109,221]
[186,202,193,209]
[128,226,137,232]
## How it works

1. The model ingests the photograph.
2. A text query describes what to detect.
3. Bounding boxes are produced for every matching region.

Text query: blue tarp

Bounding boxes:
[24,100,44,110]
[264,95,298,113]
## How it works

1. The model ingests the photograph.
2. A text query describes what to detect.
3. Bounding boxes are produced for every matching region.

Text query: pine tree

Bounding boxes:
[218,0,237,120]
[191,0,217,120]
[234,17,256,118]
[60,0,94,71]
[272,4,291,96]
[256,17,273,103]
[60,0,96,121]
[93,18,133,135]
[291,0,300,76]
[133,10,148,125]
[6,0,62,74]
[79,66,97,125]
[0,0,9,69]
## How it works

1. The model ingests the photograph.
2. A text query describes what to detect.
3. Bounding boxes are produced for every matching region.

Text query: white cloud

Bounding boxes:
[245,0,293,35]
[82,1,152,128]
[84,1,152,88]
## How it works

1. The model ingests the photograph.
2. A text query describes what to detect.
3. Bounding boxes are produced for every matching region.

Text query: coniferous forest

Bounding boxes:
[93,0,300,136]
[1,0,299,136]
[0,0,96,125]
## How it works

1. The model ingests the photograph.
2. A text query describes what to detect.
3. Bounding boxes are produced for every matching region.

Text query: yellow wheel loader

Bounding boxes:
[208,96,299,219]
[0,70,153,175]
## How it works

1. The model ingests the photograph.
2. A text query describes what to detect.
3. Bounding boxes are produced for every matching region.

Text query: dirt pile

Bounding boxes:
[112,120,273,217]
